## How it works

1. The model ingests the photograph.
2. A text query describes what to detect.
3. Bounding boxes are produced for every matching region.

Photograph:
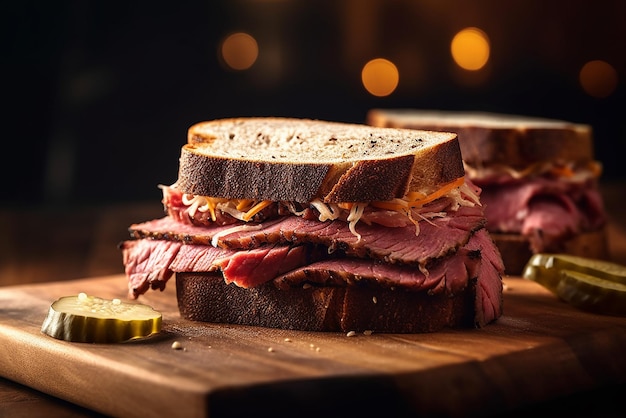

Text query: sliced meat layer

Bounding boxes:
[274,227,503,326]
[121,239,180,297]
[463,228,504,325]
[216,245,328,288]
[121,239,325,298]
[129,204,485,266]
[478,177,606,252]
[122,227,504,326]
[273,248,479,296]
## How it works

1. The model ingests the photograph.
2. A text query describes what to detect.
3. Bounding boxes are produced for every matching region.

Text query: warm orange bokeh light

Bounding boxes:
[450,27,490,71]
[220,32,259,71]
[579,60,618,98]
[361,58,399,97]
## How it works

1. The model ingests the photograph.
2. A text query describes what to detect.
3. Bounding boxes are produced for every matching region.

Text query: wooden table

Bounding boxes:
[1,181,625,417]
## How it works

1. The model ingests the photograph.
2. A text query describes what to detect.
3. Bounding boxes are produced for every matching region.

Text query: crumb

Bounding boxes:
[372,296,378,304]
[363,330,373,336]
[268,347,275,353]
[284,338,292,342]
[315,347,321,352]
[171,341,183,350]
[346,331,357,337]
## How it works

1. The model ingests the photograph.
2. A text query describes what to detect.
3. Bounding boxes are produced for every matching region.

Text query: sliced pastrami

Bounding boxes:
[220,204,484,263]
[216,245,328,288]
[128,204,485,266]
[121,239,180,297]
[273,227,503,327]
[121,238,327,298]
[463,228,504,325]
[128,216,285,246]
[122,227,504,327]
[478,177,606,252]
[272,247,479,296]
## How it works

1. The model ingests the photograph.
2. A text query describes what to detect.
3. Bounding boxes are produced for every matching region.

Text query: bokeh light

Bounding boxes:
[450,27,490,71]
[220,32,259,71]
[579,60,618,98]
[361,58,399,97]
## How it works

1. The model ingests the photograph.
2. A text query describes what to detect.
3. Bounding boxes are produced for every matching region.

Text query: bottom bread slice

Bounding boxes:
[176,272,477,333]
[494,227,609,276]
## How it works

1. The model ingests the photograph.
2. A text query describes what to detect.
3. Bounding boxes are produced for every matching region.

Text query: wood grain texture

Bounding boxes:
[1,275,625,418]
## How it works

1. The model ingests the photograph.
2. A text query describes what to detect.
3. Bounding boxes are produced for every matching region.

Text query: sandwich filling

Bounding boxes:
[121,176,505,328]
[463,160,602,183]
[464,160,606,253]
[160,176,480,241]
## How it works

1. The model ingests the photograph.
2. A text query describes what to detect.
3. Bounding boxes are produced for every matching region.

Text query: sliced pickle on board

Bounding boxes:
[522,264,562,293]
[524,253,626,283]
[557,269,626,316]
[523,253,626,316]
[41,293,162,343]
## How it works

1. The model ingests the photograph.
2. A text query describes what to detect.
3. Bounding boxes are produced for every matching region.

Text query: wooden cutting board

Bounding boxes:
[1,274,625,418]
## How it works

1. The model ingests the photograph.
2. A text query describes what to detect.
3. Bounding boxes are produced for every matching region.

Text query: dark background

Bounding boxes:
[3,0,625,209]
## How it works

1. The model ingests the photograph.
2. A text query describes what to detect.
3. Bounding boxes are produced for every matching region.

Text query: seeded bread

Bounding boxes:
[176,117,464,203]
[175,272,477,333]
[366,109,595,169]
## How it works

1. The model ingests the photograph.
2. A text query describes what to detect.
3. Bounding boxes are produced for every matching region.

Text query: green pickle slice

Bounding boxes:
[523,253,626,316]
[557,270,626,316]
[41,293,162,343]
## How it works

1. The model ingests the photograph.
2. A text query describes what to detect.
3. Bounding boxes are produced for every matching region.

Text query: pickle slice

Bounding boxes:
[41,293,162,343]
[557,270,626,316]
[522,264,562,293]
[524,253,626,286]
[523,253,626,316]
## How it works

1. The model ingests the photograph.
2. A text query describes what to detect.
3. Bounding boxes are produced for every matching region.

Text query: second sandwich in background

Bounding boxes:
[367,109,608,275]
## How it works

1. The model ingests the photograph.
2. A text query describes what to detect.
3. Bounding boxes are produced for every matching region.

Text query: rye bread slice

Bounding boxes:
[366,109,595,169]
[176,117,464,203]
[175,272,476,333]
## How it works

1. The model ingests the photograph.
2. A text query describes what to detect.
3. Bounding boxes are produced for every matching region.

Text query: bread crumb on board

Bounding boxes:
[345,330,373,337]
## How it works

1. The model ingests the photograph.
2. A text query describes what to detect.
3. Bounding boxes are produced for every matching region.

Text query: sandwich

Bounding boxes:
[120,117,504,333]
[367,109,608,275]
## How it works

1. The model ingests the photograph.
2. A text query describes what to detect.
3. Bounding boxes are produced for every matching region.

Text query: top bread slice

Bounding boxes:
[366,109,595,169]
[176,117,464,203]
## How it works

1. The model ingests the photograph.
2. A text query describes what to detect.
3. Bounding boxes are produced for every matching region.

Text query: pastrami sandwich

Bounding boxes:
[120,117,504,333]
[367,109,608,275]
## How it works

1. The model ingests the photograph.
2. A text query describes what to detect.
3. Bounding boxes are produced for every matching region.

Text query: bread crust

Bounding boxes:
[367,109,595,169]
[177,148,331,202]
[176,118,464,202]
[175,272,477,333]
[494,228,609,275]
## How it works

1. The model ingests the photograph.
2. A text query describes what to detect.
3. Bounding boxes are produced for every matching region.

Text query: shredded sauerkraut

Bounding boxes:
[211,224,263,247]
[464,160,602,182]
[162,177,478,240]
